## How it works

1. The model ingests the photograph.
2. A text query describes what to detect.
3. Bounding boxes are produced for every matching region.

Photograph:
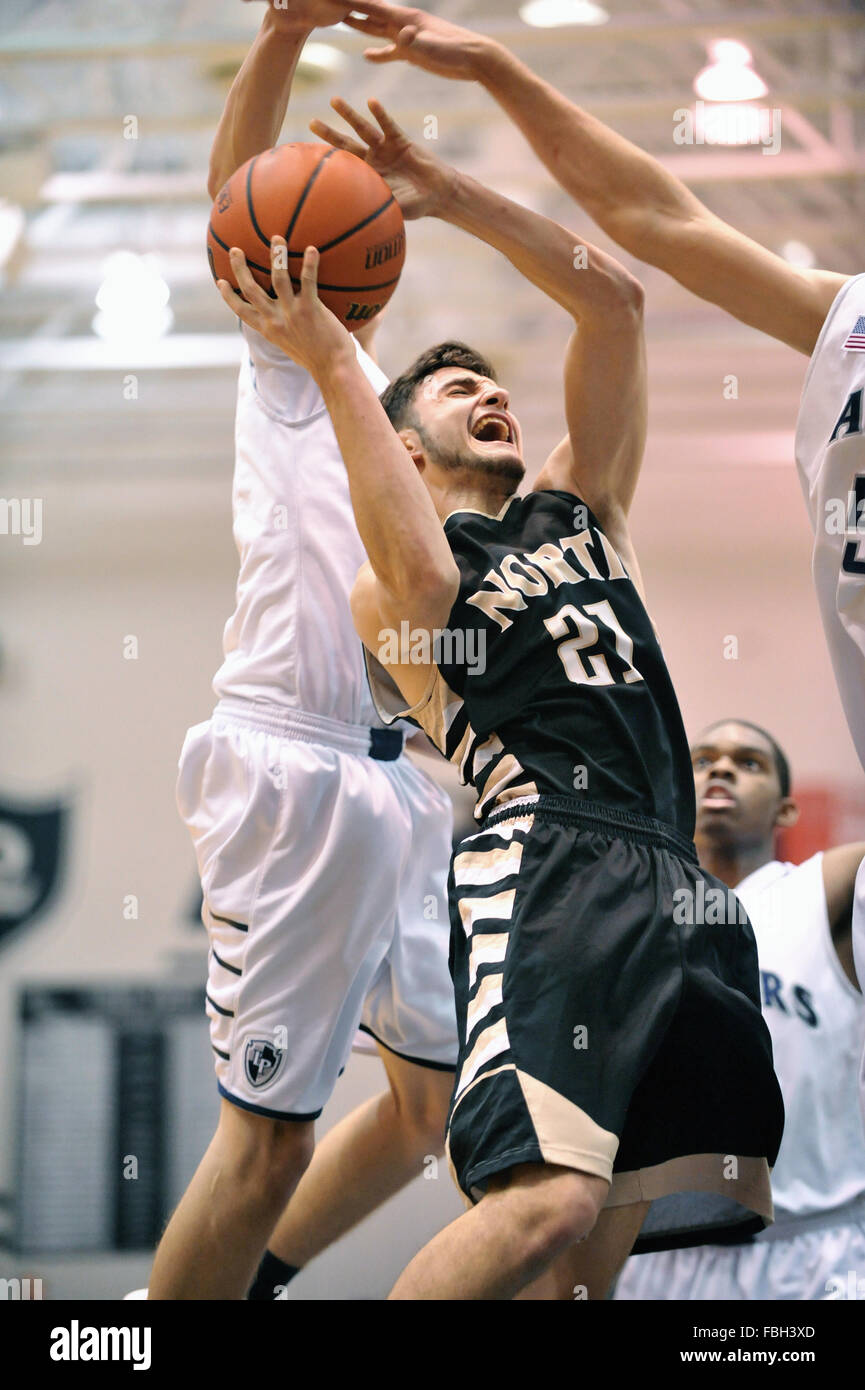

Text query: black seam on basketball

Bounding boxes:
[284,147,337,248]
[277,195,398,256]
[288,274,402,292]
[208,223,271,276]
[316,193,397,254]
[245,155,271,249]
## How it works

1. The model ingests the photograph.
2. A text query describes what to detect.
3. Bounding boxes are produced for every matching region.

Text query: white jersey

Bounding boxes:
[795,273,865,773]
[734,853,865,1218]
[212,324,389,724]
[856,855,865,1133]
[615,852,865,1301]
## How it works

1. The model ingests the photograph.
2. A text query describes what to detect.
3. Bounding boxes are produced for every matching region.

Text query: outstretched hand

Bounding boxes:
[310,96,455,220]
[343,2,494,81]
[217,238,353,380]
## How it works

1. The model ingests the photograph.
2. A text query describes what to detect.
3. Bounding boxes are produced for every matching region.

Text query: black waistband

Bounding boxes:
[483,795,699,863]
[369,727,404,761]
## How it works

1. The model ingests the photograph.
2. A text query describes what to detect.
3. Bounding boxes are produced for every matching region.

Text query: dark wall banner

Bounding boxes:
[0,795,69,948]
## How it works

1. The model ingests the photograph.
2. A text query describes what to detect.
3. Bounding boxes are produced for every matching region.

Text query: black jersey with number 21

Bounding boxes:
[408,489,696,835]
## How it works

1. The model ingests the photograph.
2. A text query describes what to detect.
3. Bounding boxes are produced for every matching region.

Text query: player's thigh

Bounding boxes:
[517,1198,651,1301]
[376,1042,454,1145]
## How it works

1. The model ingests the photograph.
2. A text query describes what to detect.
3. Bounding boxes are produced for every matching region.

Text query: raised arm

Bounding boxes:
[346,2,848,356]
[217,240,459,706]
[823,843,865,990]
[312,99,646,532]
[208,2,350,199]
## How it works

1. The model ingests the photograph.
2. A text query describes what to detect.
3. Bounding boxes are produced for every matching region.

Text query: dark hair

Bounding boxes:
[380,341,497,431]
[697,719,792,798]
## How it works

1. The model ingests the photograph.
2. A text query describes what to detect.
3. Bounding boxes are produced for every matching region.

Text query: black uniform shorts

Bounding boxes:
[444,795,785,1251]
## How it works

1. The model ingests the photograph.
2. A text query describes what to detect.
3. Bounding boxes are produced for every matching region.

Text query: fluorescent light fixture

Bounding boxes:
[300,41,347,75]
[709,39,752,66]
[694,102,764,147]
[520,0,609,28]
[93,251,173,344]
[695,38,768,102]
[780,240,816,269]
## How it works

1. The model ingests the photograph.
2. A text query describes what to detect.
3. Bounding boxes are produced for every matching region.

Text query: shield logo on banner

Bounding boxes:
[244,1037,286,1090]
[0,795,69,950]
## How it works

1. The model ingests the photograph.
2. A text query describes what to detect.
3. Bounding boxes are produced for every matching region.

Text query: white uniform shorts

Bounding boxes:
[614,1197,865,1300]
[176,699,458,1120]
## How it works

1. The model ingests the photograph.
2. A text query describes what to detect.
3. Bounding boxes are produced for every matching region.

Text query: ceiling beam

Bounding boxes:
[27,144,864,208]
[3,85,864,141]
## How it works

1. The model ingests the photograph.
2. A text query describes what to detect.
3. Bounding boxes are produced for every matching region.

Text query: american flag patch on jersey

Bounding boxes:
[843,316,865,351]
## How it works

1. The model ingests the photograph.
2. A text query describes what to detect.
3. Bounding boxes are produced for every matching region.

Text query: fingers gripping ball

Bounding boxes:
[208,143,405,330]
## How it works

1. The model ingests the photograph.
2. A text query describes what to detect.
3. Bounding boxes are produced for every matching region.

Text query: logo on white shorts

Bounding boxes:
[244,1038,285,1090]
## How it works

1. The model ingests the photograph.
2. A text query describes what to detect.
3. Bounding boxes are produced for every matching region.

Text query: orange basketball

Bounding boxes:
[207,143,405,331]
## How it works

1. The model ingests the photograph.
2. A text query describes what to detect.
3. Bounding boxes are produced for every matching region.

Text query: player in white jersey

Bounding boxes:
[339,0,865,1127]
[613,719,865,1300]
[796,288,865,1115]
[147,2,458,1301]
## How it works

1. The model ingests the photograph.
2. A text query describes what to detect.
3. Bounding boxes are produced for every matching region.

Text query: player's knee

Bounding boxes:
[514,1172,603,1266]
[529,1201,598,1266]
[218,1105,314,1193]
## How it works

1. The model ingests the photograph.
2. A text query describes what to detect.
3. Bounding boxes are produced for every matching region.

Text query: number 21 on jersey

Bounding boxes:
[544,599,643,687]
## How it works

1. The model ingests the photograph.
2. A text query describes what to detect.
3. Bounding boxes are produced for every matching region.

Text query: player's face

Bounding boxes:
[691,722,784,844]
[410,367,525,486]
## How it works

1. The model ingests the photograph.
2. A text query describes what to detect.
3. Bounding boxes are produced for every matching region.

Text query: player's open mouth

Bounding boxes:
[701,784,737,809]
[471,411,514,445]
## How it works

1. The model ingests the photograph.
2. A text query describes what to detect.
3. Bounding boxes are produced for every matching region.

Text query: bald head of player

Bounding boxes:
[380,342,525,514]
[690,719,798,883]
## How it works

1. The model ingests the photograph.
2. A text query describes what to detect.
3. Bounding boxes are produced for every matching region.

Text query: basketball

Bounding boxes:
[207,143,406,330]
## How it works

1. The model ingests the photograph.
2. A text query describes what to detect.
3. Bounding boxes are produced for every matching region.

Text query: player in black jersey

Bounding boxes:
[219,97,783,1300]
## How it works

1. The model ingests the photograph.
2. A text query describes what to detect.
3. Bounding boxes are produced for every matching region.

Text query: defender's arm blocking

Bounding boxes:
[219,241,459,707]
[346,1,848,356]
[208,2,350,198]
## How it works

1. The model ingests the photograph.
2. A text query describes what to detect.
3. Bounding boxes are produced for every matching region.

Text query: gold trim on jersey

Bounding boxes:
[441,495,519,527]
[476,755,536,816]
